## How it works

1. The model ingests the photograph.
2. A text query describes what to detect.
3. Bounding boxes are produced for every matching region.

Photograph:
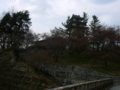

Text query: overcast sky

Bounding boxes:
[0,0,120,33]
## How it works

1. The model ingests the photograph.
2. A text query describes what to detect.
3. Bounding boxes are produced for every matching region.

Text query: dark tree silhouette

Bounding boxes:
[0,10,31,49]
[45,27,67,62]
[89,15,101,36]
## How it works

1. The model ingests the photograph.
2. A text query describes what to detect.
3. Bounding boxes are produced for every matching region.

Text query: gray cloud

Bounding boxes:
[0,0,120,33]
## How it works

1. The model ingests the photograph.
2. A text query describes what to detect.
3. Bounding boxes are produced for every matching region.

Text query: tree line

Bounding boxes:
[30,13,120,65]
[1,10,120,65]
[1,10,120,52]
[39,13,120,52]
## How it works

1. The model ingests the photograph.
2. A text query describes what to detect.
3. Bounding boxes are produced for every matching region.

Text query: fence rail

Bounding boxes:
[48,78,113,90]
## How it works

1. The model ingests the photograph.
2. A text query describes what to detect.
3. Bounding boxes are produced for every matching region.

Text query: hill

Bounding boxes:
[0,50,60,90]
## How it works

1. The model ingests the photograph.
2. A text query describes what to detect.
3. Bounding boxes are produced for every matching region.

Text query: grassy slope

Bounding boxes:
[26,50,120,76]
[56,51,120,76]
[8,47,119,77]
[0,50,60,90]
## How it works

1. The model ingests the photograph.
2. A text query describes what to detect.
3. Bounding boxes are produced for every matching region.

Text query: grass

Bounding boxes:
[55,51,120,76]
[1,49,120,89]
[0,50,61,90]
[18,49,120,76]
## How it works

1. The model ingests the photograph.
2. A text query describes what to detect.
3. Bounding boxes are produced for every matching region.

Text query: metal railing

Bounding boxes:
[48,78,113,90]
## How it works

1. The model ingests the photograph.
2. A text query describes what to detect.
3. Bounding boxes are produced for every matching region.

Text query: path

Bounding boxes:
[109,85,120,90]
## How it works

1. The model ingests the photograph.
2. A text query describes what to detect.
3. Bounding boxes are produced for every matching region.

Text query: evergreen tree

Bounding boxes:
[90,15,101,36]
[0,12,11,49]
[89,15,102,51]
[0,10,31,49]
[62,16,71,37]
[82,12,88,27]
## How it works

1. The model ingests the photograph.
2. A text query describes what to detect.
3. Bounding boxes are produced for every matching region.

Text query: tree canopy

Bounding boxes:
[0,10,31,49]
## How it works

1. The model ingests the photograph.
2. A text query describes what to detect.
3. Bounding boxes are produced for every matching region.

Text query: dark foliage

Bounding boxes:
[0,10,31,49]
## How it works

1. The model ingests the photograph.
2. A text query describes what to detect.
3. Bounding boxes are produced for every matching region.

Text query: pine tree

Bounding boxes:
[90,15,101,36]
[0,10,31,49]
